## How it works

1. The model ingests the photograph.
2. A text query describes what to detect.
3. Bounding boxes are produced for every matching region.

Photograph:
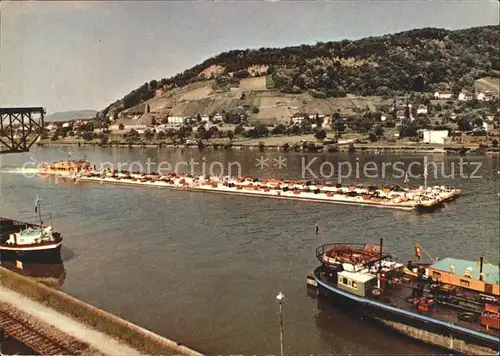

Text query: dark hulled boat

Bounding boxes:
[307,241,500,355]
[0,198,63,262]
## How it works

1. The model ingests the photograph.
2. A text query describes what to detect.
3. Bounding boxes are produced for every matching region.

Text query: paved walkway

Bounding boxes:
[0,286,146,356]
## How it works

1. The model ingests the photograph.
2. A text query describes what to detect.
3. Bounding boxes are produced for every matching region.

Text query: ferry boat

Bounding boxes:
[307,241,499,355]
[0,197,63,259]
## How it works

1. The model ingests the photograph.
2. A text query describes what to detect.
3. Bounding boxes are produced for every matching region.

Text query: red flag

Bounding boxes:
[415,243,421,260]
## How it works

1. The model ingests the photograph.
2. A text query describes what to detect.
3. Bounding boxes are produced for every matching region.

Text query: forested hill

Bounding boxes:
[102,25,499,116]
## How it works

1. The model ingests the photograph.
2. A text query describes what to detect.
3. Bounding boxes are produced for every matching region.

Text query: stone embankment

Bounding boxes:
[0,267,202,355]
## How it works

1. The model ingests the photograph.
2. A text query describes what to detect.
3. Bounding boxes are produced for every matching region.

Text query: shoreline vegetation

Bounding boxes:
[37,138,499,155]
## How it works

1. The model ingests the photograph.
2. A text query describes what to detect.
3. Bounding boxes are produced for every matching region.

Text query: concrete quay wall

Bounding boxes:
[0,267,202,355]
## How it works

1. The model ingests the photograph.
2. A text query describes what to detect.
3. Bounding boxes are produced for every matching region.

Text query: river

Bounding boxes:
[1,147,498,354]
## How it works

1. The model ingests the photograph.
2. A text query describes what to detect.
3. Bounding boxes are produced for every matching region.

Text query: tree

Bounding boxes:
[399,123,419,138]
[245,129,259,139]
[457,118,473,132]
[473,117,484,129]
[333,119,345,134]
[100,135,109,146]
[196,125,207,139]
[82,132,94,141]
[144,129,154,141]
[492,139,499,148]
[254,124,269,137]
[271,124,286,136]
[373,124,385,138]
[234,125,245,136]
[118,123,125,130]
[157,131,166,140]
[287,125,301,136]
[314,129,327,141]
[227,130,234,142]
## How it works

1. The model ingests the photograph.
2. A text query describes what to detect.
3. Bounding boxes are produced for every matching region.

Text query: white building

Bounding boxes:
[213,114,223,122]
[291,116,305,125]
[434,91,453,100]
[476,91,495,102]
[483,122,495,132]
[458,91,473,101]
[201,116,210,122]
[46,124,57,132]
[416,105,428,115]
[422,130,449,144]
[321,116,331,129]
[167,116,188,124]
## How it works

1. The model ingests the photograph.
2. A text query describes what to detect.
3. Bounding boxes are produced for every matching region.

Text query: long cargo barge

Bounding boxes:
[13,160,461,213]
[307,241,500,355]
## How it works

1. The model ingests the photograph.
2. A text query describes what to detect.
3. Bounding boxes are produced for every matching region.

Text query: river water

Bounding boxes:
[0,147,498,354]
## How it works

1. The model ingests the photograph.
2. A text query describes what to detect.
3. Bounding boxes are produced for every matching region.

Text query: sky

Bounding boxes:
[1,1,499,114]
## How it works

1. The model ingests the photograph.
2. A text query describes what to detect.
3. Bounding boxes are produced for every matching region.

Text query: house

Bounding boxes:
[422,129,449,144]
[45,123,57,132]
[291,116,305,125]
[416,105,428,115]
[62,122,71,129]
[434,91,453,100]
[213,114,223,122]
[483,122,495,132]
[458,91,474,101]
[380,115,387,122]
[321,116,332,129]
[167,116,188,124]
[201,116,210,122]
[477,91,496,102]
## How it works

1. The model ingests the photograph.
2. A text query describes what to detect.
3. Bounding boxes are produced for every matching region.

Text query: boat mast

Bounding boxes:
[378,238,383,289]
[424,165,428,189]
[35,194,43,228]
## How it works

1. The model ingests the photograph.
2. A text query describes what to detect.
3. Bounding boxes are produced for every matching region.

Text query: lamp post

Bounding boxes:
[276,292,285,356]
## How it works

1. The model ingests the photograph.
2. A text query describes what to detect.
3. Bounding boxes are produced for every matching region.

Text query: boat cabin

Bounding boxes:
[427,257,499,296]
[481,303,500,331]
[337,270,376,297]
[47,160,93,172]
[6,226,54,246]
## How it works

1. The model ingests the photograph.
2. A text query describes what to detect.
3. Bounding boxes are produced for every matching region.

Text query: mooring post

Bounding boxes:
[276,292,285,356]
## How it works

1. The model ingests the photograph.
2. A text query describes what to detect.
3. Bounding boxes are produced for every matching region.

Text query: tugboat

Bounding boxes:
[0,196,63,260]
[307,240,499,355]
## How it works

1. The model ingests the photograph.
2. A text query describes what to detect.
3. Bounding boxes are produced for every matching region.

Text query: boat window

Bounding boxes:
[352,281,358,289]
[432,271,441,280]
[460,279,470,288]
[341,277,348,285]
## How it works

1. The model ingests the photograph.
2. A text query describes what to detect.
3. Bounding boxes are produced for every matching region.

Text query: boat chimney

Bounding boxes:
[479,257,484,281]
[450,265,455,274]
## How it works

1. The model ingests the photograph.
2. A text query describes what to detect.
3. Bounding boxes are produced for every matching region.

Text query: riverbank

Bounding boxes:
[37,139,499,155]
[0,267,201,356]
